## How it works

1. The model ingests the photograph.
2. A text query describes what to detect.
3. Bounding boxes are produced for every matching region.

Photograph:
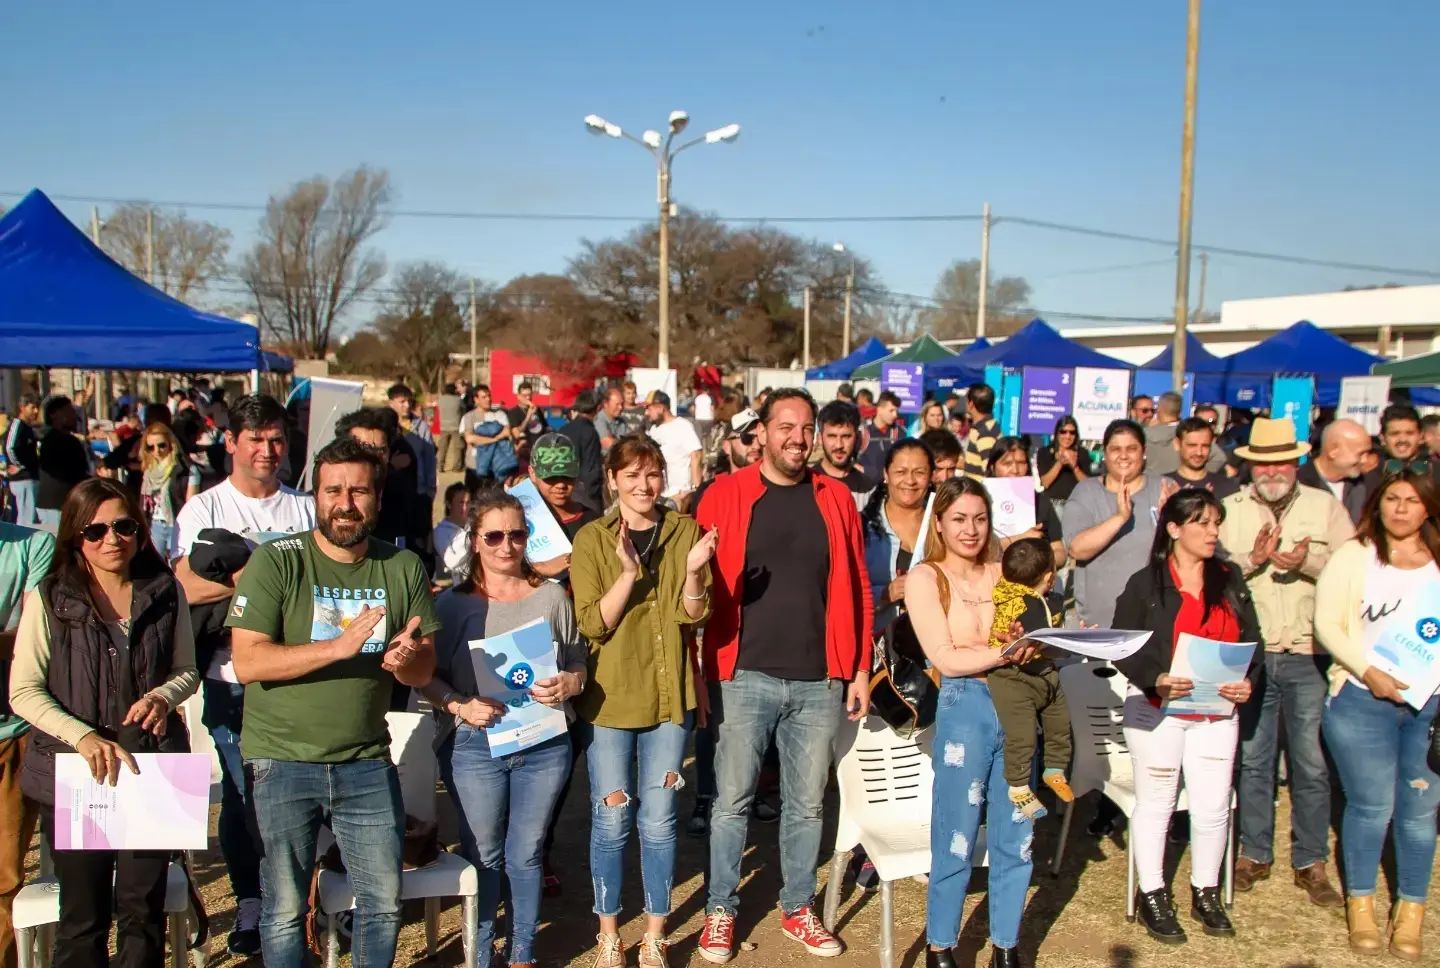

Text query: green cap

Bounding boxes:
[531,432,580,480]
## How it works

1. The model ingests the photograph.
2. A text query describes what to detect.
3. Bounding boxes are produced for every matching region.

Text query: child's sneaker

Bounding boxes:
[1009,785,1048,820]
[1041,770,1075,803]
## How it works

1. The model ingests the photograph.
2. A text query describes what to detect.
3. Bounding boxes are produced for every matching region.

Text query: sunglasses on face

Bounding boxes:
[80,518,140,543]
[145,442,171,452]
[480,529,529,547]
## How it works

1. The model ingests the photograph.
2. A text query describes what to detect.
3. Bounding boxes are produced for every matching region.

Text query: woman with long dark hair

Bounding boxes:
[1035,415,1091,503]
[419,488,589,968]
[863,438,935,636]
[1113,488,1260,944]
[1316,469,1440,960]
[569,436,715,968]
[904,477,1042,968]
[9,477,198,968]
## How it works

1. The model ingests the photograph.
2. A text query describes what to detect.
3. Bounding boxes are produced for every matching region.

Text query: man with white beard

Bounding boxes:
[1217,417,1354,907]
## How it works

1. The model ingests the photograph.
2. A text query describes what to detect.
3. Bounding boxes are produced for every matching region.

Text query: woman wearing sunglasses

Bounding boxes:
[138,422,199,556]
[1035,415,1092,506]
[569,436,716,968]
[10,476,199,967]
[419,489,588,968]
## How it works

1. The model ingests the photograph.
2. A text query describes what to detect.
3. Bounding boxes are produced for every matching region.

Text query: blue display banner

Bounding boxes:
[999,368,1022,437]
[1271,375,1315,455]
[882,362,926,414]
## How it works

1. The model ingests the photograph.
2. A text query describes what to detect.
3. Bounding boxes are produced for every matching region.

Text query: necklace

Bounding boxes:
[631,520,660,563]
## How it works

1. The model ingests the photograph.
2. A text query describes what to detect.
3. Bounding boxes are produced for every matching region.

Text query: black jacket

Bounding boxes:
[5,419,39,480]
[1297,460,1368,526]
[36,428,90,510]
[1112,558,1262,700]
[559,416,605,514]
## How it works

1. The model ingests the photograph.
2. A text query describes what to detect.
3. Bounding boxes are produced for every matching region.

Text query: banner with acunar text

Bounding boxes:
[1337,375,1391,435]
[1071,367,1131,440]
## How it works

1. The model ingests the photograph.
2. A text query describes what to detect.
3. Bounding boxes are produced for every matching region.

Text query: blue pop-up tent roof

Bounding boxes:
[927,318,1133,385]
[0,189,280,372]
[1202,320,1382,408]
[1141,332,1226,373]
[805,336,890,379]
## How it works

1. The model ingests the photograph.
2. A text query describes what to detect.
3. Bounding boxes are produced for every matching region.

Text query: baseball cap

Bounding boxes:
[531,433,580,480]
[646,390,671,409]
[729,408,761,436]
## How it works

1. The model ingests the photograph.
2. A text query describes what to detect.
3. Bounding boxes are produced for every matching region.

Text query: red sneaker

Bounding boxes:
[697,906,737,964]
[779,906,843,957]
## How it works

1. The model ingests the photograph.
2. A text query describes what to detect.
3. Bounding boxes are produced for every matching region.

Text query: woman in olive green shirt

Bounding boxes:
[570,436,715,968]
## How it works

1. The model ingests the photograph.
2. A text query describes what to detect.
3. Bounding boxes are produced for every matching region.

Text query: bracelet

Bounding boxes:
[684,588,709,601]
[439,690,459,711]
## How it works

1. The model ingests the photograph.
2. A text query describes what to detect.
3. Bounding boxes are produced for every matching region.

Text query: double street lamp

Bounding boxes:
[584,110,741,370]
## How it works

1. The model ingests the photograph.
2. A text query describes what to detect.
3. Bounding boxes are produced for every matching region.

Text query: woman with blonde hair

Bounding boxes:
[137,421,198,555]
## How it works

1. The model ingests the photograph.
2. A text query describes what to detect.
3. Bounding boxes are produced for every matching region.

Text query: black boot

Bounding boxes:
[925,948,958,968]
[1138,887,1187,944]
[1190,885,1236,937]
[990,945,1023,968]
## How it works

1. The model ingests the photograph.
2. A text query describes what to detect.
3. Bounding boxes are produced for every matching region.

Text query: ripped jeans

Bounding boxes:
[1323,681,1440,902]
[928,678,1035,951]
[1122,691,1238,894]
[582,715,692,917]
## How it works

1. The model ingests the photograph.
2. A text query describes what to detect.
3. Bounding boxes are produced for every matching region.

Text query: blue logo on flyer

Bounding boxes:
[505,663,535,690]
[1416,618,1440,644]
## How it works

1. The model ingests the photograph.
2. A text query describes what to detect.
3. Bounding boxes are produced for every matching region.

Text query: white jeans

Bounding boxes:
[1123,691,1238,893]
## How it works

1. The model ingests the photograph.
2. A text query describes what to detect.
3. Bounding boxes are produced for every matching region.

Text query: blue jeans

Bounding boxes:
[707,670,843,915]
[8,479,37,526]
[206,681,262,901]
[928,678,1034,950]
[248,758,404,967]
[35,508,59,528]
[148,519,174,559]
[1237,652,1332,868]
[439,727,571,964]
[1322,681,1440,902]
[583,716,692,917]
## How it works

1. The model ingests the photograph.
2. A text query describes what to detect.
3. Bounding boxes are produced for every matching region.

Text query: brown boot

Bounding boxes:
[1233,856,1271,892]
[1388,900,1425,961]
[1293,861,1343,908]
[1346,895,1384,955]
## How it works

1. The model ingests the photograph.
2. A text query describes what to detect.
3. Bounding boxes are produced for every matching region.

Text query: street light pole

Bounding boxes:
[1171,0,1202,395]
[585,111,740,373]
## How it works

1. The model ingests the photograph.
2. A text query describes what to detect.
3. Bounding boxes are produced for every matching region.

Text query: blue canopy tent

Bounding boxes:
[927,319,1132,388]
[1140,332,1226,374]
[804,336,890,380]
[1206,321,1383,408]
[0,189,278,372]
[924,337,991,394]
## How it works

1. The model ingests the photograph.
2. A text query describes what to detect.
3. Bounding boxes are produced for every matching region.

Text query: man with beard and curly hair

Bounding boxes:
[226,436,439,966]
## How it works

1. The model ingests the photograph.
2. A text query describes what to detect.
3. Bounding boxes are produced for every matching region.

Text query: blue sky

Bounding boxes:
[3,0,1437,333]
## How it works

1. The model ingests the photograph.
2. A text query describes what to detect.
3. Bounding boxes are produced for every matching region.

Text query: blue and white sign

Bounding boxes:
[1162,633,1258,717]
[506,478,573,562]
[1367,577,1440,710]
[468,617,568,756]
[1338,376,1391,435]
[1071,367,1132,440]
[882,362,926,414]
[1271,376,1315,455]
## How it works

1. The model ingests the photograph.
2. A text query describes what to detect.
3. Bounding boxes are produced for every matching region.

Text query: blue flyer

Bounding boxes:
[1366,577,1440,710]
[1161,633,1256,717]
[467,617,568,756]
[506,478,573,563]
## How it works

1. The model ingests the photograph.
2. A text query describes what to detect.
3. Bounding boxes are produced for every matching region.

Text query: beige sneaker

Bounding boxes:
[637,932,671,968]
[591,933,626,968]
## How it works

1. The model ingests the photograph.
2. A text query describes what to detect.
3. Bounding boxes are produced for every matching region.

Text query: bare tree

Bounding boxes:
[97,204,231,301]
[240,167,390,358]
[369,261,467,394]
[922,258,1032,339]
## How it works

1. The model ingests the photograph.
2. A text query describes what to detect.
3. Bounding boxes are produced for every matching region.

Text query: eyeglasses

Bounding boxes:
[1135,407,1155,416]
[80,518,140,543]
[1058,429,1077,436]
[480,529,529,547]
[145,443,171,452]
[738,432,757,445]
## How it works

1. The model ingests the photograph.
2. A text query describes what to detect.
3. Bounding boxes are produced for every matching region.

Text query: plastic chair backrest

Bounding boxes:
[1059,659,1132,800]
[387,711,437,824]
[835,716,933,837]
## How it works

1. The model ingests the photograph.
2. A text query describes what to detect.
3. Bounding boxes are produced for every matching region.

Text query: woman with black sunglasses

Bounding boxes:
[10,476,198,968]
[1035,415,1092,505]
[418,488,589,967]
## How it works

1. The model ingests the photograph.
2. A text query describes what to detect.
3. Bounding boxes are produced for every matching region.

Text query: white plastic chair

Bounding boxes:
[821,716,988,968]
[13,838,204,968]
[318,711,479,968]
[1049,659,1233,919]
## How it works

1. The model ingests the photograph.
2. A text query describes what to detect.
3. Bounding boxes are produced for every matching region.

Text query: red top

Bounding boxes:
[695,462,873,683]
[1156,561,1240,717]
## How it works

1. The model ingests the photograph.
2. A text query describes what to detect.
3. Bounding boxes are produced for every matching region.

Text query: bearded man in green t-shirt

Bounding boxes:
[227,436,438,966]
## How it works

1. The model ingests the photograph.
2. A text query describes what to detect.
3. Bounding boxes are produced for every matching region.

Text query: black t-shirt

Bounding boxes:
[1036,493,1064,543]
[738,474,830,681]
[1166,470,1238,499]
[1036,447,1094,502]
[508,405,546,443]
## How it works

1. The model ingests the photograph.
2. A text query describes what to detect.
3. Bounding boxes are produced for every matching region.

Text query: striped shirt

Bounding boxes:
[964,416,1000,480]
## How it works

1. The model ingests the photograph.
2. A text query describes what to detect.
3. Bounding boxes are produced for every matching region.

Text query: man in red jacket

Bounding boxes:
[694,388,873,963]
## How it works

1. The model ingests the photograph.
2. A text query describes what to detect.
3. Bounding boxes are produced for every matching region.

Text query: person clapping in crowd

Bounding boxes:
[421,489,589,968]
[1035,415,1091,505]
[570,436,715,968]
[1316,469,1440,960]
[10,478,199,967]
[1113,488,1260,944]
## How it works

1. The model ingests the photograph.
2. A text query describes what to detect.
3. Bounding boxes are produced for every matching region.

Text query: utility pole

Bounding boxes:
[657,165,672,371]
[1193,251,1208,323]
[89,207,105,421]
[89,207,101,244]
[976,202,992,339]
[145,207,156,285]
[802,286,812,370]
[842,258,854,357]
[1171,0,1202,395]
[469,278,479,385]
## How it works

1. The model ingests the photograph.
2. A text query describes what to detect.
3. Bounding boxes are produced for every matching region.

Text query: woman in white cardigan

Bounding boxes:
[1314,469,1440,962]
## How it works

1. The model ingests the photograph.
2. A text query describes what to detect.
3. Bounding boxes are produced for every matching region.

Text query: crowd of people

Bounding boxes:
[0,372,1437,968]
